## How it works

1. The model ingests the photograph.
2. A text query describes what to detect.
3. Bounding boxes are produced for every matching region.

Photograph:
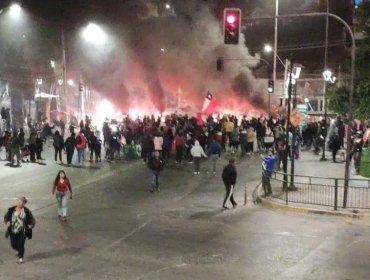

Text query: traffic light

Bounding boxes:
[223,8,241,45]
[216,57,224,71]
[268,79,274,93]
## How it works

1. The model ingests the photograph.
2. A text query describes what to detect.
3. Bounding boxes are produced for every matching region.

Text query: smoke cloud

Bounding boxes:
[75,0,267,115]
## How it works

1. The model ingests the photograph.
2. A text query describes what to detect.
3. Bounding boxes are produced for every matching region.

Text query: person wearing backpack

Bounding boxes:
[75,132,87,165]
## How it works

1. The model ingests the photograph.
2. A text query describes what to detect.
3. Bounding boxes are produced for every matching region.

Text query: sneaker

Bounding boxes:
[19,258,23,263]
[222,206,229,210]
[233,203,238,209]
[197,172,200,174]
[194,172,197,175]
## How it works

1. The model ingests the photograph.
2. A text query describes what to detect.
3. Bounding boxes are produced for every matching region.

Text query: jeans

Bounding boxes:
[54,147,63,161]
[56,191,69,217]
[257,136,265,150]
[175,145,184,163]
[77,149,84,163]
[152,171,160,190]
[262,173,272,196]
[208,154,219,172]
[10,148,20,165]
[193,157,201,172]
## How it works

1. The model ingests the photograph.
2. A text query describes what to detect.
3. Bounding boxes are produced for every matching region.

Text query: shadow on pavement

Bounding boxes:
[27,246,84,262]
[57,163,101,170]
[188,209,222,220]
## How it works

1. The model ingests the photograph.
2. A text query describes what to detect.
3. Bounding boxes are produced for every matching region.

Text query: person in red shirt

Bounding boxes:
[174,132,185,163]
[52,170,72,221]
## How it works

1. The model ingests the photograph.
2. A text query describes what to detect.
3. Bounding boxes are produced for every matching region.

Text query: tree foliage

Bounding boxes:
[327,1,370,121]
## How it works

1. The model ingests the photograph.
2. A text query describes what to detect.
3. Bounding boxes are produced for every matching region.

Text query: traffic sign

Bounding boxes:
[290,108,304,127]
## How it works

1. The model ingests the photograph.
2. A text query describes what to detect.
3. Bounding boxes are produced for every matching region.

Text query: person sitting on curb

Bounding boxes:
[261,148,277,197]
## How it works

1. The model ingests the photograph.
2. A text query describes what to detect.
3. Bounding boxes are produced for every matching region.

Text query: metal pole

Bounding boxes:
[290,82,297,189]
[283,55,293,191]
[320,0,330,161]
[62,28,67,122]
[242,12,355,206]
[273,0,279,83]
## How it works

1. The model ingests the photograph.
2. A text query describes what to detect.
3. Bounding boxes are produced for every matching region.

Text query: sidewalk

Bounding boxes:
[257,148,370,216]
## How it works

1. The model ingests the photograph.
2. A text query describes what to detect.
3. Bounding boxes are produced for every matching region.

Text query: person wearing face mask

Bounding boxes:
[4,197,36,263]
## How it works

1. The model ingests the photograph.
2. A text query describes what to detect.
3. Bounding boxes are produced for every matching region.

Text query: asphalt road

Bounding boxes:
[0,149,369,280]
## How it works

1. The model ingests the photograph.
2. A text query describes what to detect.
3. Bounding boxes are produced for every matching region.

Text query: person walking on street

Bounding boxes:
[65,133,76,165]
[10,131,21,167]
[261,148,277,196]
[53,130,64,163]
[191,140,207,174]
[75,132,87,165]
[222,159,238,209]
[207,138,221,174]
[52,170,73,221]
[4,197,36,263]
[147,151,165,192]
[28,132,37,163]
[174,132,185,163]
[35,132,44,162]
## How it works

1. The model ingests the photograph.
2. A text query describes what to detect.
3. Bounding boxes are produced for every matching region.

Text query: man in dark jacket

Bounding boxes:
[53,131,64,162]
[221,158,238,209]
[10,131,21,166]
[64,133,76,165]
[147,151,165,192]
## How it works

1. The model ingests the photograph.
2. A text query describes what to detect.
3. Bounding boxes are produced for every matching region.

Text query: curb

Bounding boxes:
[254,183,365,219]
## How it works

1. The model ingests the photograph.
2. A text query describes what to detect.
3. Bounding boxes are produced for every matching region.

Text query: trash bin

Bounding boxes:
[360,147,370,178]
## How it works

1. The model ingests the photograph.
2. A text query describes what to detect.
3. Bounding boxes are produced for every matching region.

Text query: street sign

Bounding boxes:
[297,103,308,126]
[290,108,304,127]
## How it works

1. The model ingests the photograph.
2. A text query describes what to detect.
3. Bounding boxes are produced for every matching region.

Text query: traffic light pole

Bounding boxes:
[242,11,355,207]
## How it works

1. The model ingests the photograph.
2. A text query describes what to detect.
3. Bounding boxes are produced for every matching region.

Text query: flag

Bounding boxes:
[201,91,217,115]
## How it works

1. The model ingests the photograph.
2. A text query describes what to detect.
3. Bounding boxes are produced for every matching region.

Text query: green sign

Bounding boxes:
[297,104,308,126]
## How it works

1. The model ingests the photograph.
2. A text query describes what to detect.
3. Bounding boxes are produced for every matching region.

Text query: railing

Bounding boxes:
[269,171,370,210]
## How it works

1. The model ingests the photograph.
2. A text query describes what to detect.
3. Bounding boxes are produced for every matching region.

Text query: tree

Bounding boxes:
[327,1,370,121]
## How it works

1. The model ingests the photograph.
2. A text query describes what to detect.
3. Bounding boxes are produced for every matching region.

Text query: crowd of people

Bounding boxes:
[1,111,369,174]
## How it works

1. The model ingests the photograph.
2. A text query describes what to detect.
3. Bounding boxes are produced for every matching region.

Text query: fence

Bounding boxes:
[269,171,370,210]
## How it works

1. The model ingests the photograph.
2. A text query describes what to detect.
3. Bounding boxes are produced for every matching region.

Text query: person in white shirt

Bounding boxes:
[190,140,207,174]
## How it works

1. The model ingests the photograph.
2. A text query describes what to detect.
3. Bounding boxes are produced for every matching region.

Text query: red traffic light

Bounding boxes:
[226,15,236,24]
[223,8,241,45]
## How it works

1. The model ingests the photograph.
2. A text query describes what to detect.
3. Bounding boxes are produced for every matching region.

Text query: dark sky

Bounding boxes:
[0,0,355,109]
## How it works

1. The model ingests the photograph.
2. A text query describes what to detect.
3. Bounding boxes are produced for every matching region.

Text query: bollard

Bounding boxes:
[244,184,248,205]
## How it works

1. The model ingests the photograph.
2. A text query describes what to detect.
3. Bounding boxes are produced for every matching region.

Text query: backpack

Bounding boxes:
[76,135,82,145]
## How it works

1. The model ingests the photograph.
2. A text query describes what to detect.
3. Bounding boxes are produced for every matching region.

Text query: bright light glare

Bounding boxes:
[128,108,139,119]
[165,3,171,9]
[67,79,74,86]
[83,23,107,46]
[9,3,21,18]
[304,98,309,103]
[160,48,165,52]
[36,79,43,85]
[323,70,332,81]
[58,79,63,86]
[50,60,56,68]
[226,15,236,24]
[264,44,273,53]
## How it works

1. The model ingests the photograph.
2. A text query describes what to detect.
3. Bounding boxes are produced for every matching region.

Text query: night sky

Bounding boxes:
[0,0,355,111]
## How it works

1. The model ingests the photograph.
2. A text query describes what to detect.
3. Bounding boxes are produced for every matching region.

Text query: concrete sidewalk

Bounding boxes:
[258,148,370,215]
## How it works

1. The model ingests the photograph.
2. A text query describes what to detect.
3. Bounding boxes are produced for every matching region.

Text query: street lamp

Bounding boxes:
[36,78,43,86]
[82,23,107,46]
[165,3,171,9]
[264,44,286,69]
[9,3,21,18]
[67,79,74,86]
[320,69,336,161]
